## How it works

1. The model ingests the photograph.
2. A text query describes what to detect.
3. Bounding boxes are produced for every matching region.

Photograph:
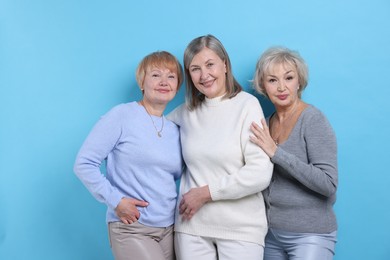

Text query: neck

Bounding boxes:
[275,100,300,122]
[140,100,165,116]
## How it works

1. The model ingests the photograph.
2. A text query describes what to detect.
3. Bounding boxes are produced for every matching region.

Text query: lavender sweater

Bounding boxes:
[74,102,183,227]
[265,105,338,233]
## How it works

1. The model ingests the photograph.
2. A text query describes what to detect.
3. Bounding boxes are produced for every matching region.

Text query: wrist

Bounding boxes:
[202,185,212,203]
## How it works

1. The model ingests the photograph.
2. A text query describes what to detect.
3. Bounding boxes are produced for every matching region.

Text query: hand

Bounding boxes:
[250,118,277,158]
[115,197,149,224]
[179,186,211,221]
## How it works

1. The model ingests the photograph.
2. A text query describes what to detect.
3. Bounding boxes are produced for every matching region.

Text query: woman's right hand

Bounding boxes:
[179,186,211,221]
[250,118,278,158]
[115,197,149,224]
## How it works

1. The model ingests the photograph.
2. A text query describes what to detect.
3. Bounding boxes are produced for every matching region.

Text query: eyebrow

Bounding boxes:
[190,59,214,68]
[267,70,294,77]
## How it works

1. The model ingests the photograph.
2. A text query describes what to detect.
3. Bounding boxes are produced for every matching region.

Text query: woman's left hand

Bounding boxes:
[250,118,277,158]
[179,186,211,221]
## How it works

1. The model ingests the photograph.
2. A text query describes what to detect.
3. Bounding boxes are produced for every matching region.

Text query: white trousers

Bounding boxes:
[175,232,264,260]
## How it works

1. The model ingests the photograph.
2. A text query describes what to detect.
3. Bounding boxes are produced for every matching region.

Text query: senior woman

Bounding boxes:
[250,47,338,259]
[74,51,183,260]
[168,34,273,260]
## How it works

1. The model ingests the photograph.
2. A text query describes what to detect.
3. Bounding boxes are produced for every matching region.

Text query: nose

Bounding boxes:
[159,76,168,86]
[200,69,209,81]
[277,80,286,91]
[159,81,167,86]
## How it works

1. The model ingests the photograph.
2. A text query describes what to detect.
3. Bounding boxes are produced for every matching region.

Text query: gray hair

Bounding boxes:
[184,34,242,109]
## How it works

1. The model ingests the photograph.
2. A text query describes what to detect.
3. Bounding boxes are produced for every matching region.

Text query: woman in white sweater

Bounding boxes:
[168,34,273,260]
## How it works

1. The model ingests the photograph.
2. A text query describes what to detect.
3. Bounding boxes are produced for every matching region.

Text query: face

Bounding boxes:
[188,47,227,99]
[263,62,300,108]
[142,67,178,105]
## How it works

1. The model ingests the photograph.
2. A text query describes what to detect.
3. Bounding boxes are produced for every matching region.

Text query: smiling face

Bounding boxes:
[142,67,179,106]
[263,62,300,108]
[188,47,227,99]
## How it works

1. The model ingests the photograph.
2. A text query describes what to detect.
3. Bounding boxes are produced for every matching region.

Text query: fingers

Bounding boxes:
[132,199,149,207]
[251,121,262,132]
[252,119,269,132]
[120,214,138,224]
[120,217,129,224]
[182,212,193,221]
[181,207,194,221]
[116,197,149,224]
[251,122,263,139]
[261,118,269,131]
[179,200,187,215]
[179,196,192,219]
[250,123,263,144]
[249,135,258,144]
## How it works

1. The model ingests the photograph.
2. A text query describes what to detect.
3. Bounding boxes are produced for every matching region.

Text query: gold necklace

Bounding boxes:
[140,101,164,137]
[270,102,299,145]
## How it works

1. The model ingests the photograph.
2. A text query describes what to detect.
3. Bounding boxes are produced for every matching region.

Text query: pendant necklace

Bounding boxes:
[140,101,164,137]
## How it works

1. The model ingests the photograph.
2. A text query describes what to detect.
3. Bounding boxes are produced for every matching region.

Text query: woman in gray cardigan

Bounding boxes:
[250,47,338,260]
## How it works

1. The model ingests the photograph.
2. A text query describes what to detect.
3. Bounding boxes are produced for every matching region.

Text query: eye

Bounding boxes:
[206,63,214,68]
[168,74,176,79]
[190,67,200,72]
[151,73,160,78]
[268,78,277,83]
[286,76,294,81]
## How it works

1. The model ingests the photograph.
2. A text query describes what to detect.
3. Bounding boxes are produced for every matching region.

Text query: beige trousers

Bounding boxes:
[108,221,175,260]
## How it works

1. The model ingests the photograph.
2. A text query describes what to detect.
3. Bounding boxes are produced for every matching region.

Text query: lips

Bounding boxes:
[201,79,215,88]
[277,94,288,100]
[156,88,170,93]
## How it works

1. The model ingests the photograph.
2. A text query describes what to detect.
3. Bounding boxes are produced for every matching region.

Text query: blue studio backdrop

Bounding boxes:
[1,1,389,259]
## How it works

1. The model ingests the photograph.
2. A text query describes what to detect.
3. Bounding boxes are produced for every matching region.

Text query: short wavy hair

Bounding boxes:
[136,51,183,92]
[252,47,308,98]
[183,35,242,110]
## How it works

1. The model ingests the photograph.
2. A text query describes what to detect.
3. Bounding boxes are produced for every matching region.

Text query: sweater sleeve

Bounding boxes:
[166,104,183,125]
[209,97,274,201]
[271,110,338,197]
[73,107,125,210]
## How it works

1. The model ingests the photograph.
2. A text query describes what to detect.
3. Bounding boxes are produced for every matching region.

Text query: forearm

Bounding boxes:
[272,147,337,197]
[209,154,273,201]
[74,159,123,209]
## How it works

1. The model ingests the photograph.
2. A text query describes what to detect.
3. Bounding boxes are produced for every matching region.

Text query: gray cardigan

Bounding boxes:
[264,105,338,233]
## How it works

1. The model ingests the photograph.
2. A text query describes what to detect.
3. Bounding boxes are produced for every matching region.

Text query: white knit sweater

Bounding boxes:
[168,91,273,245]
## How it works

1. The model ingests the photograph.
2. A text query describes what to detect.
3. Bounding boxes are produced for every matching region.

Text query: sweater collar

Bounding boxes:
[204,94,226,107]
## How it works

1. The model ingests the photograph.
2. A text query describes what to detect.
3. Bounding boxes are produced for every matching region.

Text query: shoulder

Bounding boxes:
[235,91,258,102]
[228,92,264,120]
[106,102,135,114]
[166,103,187,124]
[231,91,260,107]
[302,105,328,122]
[301,104,334,132]
[100,102,136,123]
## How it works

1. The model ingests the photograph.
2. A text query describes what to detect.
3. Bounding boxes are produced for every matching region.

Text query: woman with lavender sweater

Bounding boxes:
[74,51,183,260]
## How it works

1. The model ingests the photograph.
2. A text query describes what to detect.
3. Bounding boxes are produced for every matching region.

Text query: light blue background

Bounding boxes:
[1,0,389,259]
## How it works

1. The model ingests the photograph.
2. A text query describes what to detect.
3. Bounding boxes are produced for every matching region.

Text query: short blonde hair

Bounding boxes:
[253,47,308,98]
[136,51,183,91]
